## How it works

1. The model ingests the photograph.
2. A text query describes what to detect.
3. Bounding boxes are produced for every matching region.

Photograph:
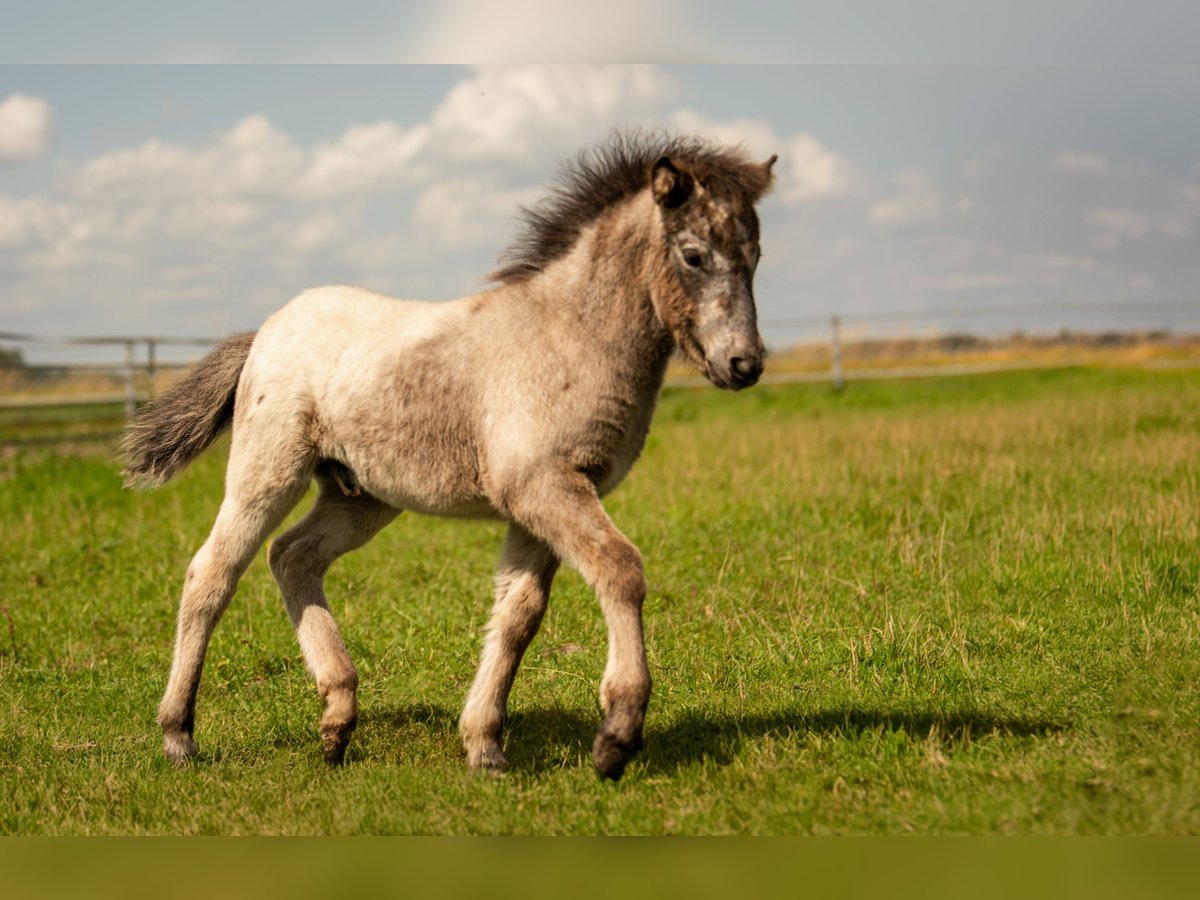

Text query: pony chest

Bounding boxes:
[566,394,659,495]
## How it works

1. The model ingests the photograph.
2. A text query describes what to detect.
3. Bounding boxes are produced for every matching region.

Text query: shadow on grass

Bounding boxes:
[363,702,1065,776]
[359,703,593,774]
[641,707,1065,775]
[365,703,459,733]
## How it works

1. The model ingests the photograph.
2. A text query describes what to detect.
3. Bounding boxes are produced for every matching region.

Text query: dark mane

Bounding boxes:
[489,131,773,284]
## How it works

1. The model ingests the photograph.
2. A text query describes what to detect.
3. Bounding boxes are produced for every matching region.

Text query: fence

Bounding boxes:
[2,315,1198,447]
[0,332,216,446]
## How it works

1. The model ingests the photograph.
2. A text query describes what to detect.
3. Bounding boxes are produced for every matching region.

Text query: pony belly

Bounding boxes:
[392,495,499,519]
[332,455,497,519]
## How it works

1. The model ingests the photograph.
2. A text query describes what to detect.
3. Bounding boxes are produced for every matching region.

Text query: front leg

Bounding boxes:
[505,467,651,781]
[460,525,558,772]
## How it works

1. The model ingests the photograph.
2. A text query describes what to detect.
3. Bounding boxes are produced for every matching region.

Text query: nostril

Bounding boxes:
[731,357,760,380]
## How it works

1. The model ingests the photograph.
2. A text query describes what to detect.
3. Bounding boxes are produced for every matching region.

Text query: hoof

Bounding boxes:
[592,729,643,781]
[320,719,356,766]
[163,731,198,767]
[466,742,508,775]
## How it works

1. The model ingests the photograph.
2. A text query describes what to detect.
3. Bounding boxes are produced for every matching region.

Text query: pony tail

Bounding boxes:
[118,332,257,488]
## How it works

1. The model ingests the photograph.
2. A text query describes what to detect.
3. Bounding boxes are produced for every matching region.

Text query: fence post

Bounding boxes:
[831,315,845,392]
[124,339,137,418]
[146,338,158,399]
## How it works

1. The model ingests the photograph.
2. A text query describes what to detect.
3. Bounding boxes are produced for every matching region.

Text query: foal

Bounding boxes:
[121,134,776,780]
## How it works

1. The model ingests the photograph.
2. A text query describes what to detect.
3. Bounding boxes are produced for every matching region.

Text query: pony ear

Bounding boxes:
[651,156,694,210]
[756,153,779,196]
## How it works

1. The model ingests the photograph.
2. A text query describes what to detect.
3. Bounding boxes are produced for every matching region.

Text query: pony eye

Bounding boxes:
[683,249,704,268]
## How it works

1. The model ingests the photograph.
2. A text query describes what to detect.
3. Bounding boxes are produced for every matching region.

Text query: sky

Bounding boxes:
[3,1,1199,64]
[2,62,1199,355]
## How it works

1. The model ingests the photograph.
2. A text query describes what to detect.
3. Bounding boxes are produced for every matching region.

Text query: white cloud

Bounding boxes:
[340,232,409,273]
[56,66,678,210]
[68,112,422,205]
[1087,204,1192,247]
[670,111,860,204]
[869,170,941,226]
[1054,150,1109,173]
[911,251,1107,294]
[1087,207,1149,239]
[1013,253,1102,287]
[11,65,1199,340]
[296,121,431,199]
[66,114,305,200]
[2,65,697,332]
[782,133,862,203]
[670,110,782,162]
[290,211,351,253]
[0,93,53,163]
[159,199,262,240]
[411,178,538,249]
[429,65,677,162]
[0,194,53,246]
[915,272,1016,292]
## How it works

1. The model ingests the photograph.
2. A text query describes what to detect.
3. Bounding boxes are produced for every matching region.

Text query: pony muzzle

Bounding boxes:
[729,353,764,389]
[704,345,764,391]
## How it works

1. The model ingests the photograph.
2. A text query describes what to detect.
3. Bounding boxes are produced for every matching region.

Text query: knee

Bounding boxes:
[184,545,236,600]
[266,534,291,581]
[600,541,646,607]
[268,533,321,585]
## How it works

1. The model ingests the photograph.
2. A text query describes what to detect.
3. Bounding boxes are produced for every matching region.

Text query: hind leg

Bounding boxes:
[268,472,399,763]
[157,459,311,765]
[459,524,558,771]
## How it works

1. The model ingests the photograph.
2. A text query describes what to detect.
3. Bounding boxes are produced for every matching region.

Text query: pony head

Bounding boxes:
[650,151,777,390]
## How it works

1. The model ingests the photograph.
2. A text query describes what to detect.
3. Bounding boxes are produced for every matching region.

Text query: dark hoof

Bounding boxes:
[592,730,643,781]
[466,743,509,775]
[320,720,356,766]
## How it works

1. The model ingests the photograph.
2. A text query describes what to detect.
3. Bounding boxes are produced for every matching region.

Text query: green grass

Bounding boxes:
[0,400,127,445]
[1,366,1198,834]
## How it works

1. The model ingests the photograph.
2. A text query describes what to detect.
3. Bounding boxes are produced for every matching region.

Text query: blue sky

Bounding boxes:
[2,63,1198,349]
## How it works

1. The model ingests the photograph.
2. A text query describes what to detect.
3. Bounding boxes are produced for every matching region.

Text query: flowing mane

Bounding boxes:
[489,131,774,284]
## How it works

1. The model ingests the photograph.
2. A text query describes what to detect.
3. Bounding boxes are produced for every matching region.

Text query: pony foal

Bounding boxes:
[121,134,776,780]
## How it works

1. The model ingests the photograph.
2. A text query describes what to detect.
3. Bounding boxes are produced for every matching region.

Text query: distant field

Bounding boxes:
[763,330,1200,374]
[4,331,1197,447]
[1,366,1197,834]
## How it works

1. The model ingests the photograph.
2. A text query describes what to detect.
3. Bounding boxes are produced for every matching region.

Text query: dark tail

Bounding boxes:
[118,332,257,488]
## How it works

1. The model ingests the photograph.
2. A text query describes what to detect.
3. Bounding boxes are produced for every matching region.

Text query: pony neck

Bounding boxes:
[531,189,676,369]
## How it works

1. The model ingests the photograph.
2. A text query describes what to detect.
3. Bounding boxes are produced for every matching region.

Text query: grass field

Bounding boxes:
[1,365,1198,834]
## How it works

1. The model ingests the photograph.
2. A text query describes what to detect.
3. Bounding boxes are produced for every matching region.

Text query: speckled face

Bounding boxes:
[652,157,768,391]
